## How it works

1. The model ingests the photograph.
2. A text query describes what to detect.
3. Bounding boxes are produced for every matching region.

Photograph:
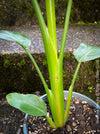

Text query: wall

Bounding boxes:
[0,53,99,101]
[0,0,100,27]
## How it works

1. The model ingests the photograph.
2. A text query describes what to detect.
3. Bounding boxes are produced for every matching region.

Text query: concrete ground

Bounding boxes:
[0,25,100,55]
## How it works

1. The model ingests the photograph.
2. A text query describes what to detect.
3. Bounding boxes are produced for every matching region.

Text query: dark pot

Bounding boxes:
[23,91,100,134]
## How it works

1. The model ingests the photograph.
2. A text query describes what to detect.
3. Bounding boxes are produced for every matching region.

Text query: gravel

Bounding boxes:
[0,25,100,54]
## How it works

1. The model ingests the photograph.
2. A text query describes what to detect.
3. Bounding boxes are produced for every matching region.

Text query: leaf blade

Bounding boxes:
[6,93,47,116]
[73,43,100,62]
[0,30,31,50]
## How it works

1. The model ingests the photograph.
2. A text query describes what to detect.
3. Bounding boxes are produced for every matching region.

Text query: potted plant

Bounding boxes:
[0,0,100,133]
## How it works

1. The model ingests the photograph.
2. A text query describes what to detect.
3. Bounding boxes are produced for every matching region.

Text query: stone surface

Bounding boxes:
[0,25,100,54]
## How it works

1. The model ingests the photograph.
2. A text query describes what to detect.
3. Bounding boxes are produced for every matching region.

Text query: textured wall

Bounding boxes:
[0,0,100,26]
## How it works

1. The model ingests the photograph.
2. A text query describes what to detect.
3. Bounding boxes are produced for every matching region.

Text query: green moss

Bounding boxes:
[88,86,93,93]
[18,59,26,68]
[63,53,70,59]
[42,59,47,66]
[77,21,86,25]
[75,21,100,26]
[3,55,12,68]
[0,53,99,101]
[59,20,64,27]
[3,59,11,68]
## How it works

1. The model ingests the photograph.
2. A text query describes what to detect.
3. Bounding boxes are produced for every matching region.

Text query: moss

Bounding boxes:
[63,53,70,59]
[3,55,12,68]
[18,59,26,68]
[3,59,11,68]
[0,53,99,101]
[88,86,93,93]
[42,59,47,66]
[0,0,100,27]
[74,21,100,26]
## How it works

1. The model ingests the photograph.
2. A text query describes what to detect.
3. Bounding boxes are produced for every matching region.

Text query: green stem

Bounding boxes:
[64,62,81,123]
[45,115,57,129]
[31,0,57,94]
[59,0,72,68]
[56,0,73,126]
[31,0,47,41]
[26,49,58,128]
[45,0,57,51]
[25,49,49,95]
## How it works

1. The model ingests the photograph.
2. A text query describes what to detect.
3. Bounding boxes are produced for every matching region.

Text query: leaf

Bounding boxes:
[73,43,100,62]
[6,93,47,116]
[0,30,31,50]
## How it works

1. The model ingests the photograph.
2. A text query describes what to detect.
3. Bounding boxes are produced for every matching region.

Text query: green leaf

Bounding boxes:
[0,30,31,50]
[73,43,100,62]
[6,93,47,116]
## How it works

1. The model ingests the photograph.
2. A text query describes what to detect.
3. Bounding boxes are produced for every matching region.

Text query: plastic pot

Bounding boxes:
[23,91,100,134]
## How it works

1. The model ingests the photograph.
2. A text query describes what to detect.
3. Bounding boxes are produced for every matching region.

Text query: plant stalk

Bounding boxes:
[59,0,72,69]
[25,49,50,95]
[45,0,57,51]
[64,62,81,122]
[45,0,65,127]
[31,0,57,94]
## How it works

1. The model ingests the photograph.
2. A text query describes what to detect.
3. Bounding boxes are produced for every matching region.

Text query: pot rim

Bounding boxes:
[23,91,100,134]
[41,91,100,109]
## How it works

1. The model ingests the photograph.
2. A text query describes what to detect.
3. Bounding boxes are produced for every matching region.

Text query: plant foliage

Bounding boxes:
[0,0,100,129]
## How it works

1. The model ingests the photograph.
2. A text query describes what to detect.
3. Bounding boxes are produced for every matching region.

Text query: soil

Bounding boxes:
[0,93,24,134]
[27,97,100,134]
[1,92,99,134]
